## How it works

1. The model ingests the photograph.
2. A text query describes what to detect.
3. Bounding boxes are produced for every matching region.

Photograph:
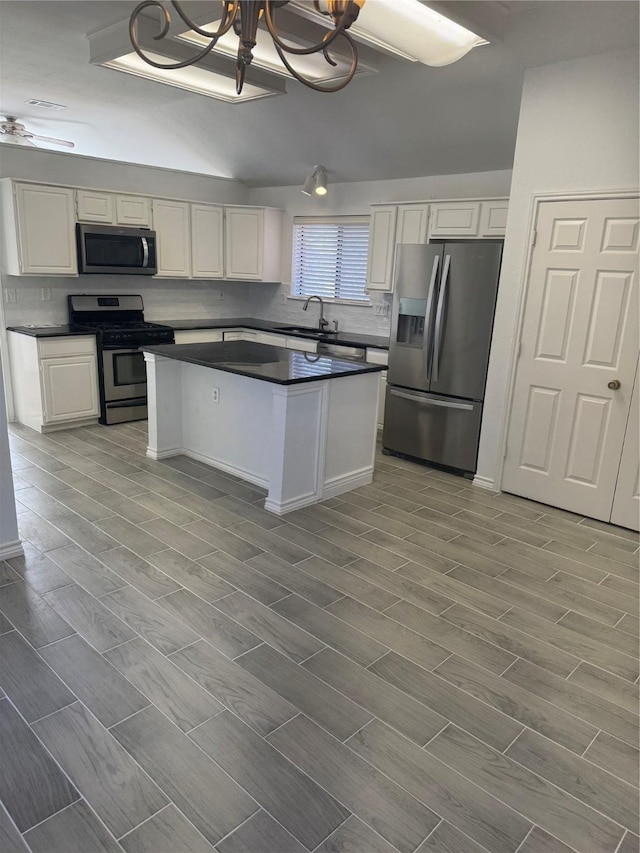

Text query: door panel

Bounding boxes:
[429,241,502,400]
[611,356,640,531]
[387,244,442,392]
[383,386,483,473]
[503,196,639,521]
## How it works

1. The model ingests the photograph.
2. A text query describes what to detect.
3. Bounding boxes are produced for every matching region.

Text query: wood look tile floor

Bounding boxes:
[2,421,639,853]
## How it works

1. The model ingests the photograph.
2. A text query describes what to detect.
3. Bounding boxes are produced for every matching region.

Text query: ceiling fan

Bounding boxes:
[0,116,75,148]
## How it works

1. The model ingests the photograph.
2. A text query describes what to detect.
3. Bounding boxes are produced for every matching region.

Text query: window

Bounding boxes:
[292,216,370,302]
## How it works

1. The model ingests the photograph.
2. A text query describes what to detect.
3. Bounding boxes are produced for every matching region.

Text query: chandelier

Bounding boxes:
[129,1,366,95]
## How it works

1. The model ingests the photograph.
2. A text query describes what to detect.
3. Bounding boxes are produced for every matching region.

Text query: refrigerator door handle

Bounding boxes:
[432,253,451,383]
[422,254,440,381]
[389,389,474,410]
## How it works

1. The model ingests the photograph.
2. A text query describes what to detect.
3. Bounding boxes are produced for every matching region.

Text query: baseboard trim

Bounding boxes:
[472,474,497,492]
[183,449,269,491]
[0,540,24,560]
[323,468,374,500]
[146,446,182,460]
[264,491,320,516]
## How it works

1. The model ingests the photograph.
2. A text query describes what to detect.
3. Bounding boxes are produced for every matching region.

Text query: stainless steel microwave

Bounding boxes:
[76,224,157,275]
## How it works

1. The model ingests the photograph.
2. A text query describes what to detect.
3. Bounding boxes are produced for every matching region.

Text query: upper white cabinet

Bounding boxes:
[153,199,191,278]
[479,200,509,237]
[1,181,77,276]
[225,206,282,281]
[116,195,151,226]
[428,199,508,239]
[76,190,151,226]
[366,203,429,292]
[191,204,224,279]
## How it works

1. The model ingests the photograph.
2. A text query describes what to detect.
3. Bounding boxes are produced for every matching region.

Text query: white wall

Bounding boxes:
[0,352,21,559]
[476,48,640,490]
[248,169,513,335]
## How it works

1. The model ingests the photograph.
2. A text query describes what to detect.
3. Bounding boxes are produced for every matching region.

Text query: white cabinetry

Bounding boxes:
[223,330,258,342]
[173,330,223,344]
[367,203,430,292]
[153,199,191,277]
[191,205,224,279]
[286,337,317,352]
[366,348,389,428]
[8,333,99,432]
[1,181,77,276]
[225,207,282,281]
[76,190,151,226]
[428,199,508,239]
[256,332,286,346]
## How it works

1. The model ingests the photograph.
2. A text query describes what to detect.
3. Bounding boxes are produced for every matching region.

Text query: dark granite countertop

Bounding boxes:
[143,341,388,386]
[162,318,390,350]
[7,325,97,338]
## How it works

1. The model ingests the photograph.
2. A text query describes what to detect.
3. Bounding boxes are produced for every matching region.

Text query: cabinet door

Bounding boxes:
[116,195,151,226]
[41,356,99,423]
[429,202,480,238]
[479,200,509,237]
[225,207,264,279]
[396,204,429,244]
[15,184,77,275]
[76,190,115,223]
[366,348,388,428]
[366,206,397,291]
[191,205,224,278]
[153,200,191,277]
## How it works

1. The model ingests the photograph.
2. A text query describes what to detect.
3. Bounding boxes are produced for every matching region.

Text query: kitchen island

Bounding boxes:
[143,341,386,515]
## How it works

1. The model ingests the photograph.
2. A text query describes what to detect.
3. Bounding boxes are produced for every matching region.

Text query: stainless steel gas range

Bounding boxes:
[68,295,174,424]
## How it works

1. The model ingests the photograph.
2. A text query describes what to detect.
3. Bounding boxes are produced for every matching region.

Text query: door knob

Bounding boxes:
[608,379,621,390]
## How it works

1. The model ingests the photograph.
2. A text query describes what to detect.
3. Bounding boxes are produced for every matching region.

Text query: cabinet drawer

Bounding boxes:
[38,336,96,359]
[365,348,389,365]
[286,337,317,353]
[223,330,257,341]
[174,330,223,344]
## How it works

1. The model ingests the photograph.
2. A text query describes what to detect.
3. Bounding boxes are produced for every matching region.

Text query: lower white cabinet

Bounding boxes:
[223,330,258,342]
[40,357,100,423]
[8,333,99,432]
[256,332,286,346]
[366,348,389,428]
[173,330,223,344]
[286,337,317,353]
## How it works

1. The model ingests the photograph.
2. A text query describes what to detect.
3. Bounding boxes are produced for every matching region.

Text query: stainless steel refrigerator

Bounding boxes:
[383,241,502,474]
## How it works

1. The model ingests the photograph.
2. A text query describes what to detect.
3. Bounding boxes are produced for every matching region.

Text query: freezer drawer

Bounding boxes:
[382,386,483,473]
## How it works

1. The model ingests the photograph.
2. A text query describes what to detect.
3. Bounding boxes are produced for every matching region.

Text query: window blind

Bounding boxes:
[293,217,370,302]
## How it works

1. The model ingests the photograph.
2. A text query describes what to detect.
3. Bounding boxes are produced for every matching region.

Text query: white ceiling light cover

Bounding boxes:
[178,23,357,83]
[102,51,279,103]
[312,0,487,66]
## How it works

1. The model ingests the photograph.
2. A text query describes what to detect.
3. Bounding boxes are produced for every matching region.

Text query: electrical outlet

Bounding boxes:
[40,287,52,302]
[4,289,17,304]
[211,387,220,404]
[218,290,225,300]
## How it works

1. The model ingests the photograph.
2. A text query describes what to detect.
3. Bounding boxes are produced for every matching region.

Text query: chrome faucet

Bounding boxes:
[302,295,329,330]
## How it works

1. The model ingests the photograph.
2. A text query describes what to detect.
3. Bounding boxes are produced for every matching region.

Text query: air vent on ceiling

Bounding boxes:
[24,99,67,110]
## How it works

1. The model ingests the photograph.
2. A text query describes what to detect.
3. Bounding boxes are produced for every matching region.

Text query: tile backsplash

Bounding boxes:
[3,277,392,338]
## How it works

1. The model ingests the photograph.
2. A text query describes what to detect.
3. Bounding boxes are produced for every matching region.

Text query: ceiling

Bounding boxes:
[0,1,637,187]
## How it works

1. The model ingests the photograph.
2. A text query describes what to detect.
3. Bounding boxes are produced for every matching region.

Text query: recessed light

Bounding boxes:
[24,99,67,110]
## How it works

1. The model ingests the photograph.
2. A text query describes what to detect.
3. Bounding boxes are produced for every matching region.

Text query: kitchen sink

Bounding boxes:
[276,326,338,336]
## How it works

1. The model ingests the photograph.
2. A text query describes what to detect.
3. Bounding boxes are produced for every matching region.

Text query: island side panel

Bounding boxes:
[265,381,329,515]
[323,371,379,498]
[145,353,183,459]
[180,362,271,489]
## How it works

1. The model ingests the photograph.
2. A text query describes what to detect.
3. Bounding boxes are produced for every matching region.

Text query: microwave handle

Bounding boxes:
[141,237,149,268]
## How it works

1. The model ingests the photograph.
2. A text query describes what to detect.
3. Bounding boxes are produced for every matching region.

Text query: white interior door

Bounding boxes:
[503,196,639,521]
[610,355,640,530]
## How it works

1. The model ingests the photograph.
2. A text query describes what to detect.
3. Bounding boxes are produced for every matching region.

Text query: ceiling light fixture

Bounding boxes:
[130,1,365,95]
[302,165,328,196]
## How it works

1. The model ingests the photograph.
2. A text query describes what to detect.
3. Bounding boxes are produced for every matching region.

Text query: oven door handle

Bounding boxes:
[141,237,149,268]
